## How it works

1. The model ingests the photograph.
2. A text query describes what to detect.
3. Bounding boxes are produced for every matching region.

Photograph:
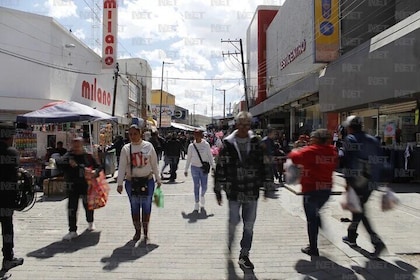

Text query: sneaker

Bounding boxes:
[342,236,357,247]
[194,202,200,211]
[2,257,24,271]
[370,242,386,259]
[238,255,254,269]
[87,222,95,231]
[62,231,78,241]
[301,246,319,256]
[200,196,205,207]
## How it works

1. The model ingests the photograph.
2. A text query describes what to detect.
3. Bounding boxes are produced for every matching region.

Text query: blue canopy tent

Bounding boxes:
[16,101,118,154]
[16,101,118,124]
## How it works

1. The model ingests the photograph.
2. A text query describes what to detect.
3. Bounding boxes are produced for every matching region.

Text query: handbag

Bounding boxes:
[193,144,211,174]
[130,144,149,196]
[87,169,110,210]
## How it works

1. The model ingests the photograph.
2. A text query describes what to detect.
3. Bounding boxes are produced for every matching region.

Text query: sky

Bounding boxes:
[1,0,285,118]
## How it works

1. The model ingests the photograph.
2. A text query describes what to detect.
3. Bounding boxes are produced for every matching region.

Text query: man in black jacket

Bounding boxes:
[0,123,24,273]
[56,137,102,240]
[214,111,272,270]
[163,133,182,182]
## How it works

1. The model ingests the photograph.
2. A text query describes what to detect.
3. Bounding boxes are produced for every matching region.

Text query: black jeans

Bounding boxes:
[303,190,331,251]
[347,188,383,244]
[167,156,180,180]
[67,189,94,232]
[0,209,14,260]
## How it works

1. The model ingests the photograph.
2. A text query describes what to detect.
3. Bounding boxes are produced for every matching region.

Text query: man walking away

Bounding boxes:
[341,115,386,259]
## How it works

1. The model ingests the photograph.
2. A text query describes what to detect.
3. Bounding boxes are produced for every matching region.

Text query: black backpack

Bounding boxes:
[13,168,36,211]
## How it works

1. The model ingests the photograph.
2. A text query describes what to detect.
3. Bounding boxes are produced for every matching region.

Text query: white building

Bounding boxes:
[0,7,151,156]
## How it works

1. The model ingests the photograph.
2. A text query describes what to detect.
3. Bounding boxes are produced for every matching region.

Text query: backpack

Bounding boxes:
[13,168,36,211]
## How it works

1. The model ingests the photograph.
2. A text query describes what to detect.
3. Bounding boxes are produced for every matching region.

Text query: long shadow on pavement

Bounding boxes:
[295,256,357,279]
[226,260,258,280]
[26,230,100,259]
[349,253,418,279]
[181,207,214,223]
[100,240,158,271]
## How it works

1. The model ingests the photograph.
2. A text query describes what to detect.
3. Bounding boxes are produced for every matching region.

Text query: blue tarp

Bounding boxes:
[16,101,118,124]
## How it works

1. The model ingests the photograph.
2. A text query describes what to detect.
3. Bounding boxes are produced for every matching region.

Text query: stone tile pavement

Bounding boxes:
[5,160,420,279]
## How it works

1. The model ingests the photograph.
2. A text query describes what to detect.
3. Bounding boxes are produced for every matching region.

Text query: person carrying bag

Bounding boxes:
[184,130,214,211]
[116,124,161,244]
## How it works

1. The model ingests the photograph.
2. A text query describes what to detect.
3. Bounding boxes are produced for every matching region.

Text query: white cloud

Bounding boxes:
[7,0,286,118]
[44,0,77,19]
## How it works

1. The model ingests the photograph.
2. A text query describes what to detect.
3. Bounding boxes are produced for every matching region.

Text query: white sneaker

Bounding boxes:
[200,196,205,207]
[194,202,200,211]
[63,231,78,240]
[87,222,95,231]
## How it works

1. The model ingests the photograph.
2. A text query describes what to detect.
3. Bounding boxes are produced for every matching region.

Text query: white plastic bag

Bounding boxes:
[340,187,362,213]
[381,188,399,211]
[284,158,301,184]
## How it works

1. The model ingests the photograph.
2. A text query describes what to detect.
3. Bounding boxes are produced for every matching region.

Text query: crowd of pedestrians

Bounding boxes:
[0,111,389,275]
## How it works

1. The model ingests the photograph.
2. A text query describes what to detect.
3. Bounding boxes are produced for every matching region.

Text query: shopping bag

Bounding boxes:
[340,187,362,213]
[87,170,110,210]
[284,158,301,184]
[153,187,164,208]
[381,187,399,211]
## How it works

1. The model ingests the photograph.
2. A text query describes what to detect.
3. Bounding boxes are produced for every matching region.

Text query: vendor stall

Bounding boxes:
[16,101,118,184]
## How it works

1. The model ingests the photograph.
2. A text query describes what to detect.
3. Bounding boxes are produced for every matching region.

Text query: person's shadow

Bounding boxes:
[226,259,258,280]
[100,240,158,270]
[350,255,417,279]
[26,230,100,259]
[181,207,214,223]
[295,256,356,279]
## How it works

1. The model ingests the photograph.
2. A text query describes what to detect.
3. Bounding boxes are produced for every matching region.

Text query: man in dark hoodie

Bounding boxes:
[56,137,102,240]
[0,123,24,273]
[214,111,272,270]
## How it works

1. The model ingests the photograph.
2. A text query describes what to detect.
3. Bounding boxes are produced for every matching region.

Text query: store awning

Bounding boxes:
[170,122,203,131]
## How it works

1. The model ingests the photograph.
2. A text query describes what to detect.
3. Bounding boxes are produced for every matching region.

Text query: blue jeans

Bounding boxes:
[191,165,208,202]
[303,190,331,251]
[228,200,258,257]
[125,179,155,215]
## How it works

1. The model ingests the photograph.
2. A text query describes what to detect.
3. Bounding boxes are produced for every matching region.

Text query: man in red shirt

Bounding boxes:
[288,129,338,256]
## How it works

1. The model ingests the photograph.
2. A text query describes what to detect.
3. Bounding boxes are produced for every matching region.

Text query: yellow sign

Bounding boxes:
[314,0,340,62]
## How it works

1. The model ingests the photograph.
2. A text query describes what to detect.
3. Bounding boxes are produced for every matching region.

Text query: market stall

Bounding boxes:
[16,101,118,192]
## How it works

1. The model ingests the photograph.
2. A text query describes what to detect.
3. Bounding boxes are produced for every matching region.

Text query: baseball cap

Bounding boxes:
[342,115,362,128]
[0,122,16,139]
[310,129,331,139]
[129,124,141,131]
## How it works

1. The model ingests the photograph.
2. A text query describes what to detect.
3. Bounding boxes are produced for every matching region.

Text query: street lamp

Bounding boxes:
[159,61,173,128]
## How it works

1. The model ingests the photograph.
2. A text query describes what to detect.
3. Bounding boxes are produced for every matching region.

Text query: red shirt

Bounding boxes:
[288,144,338,193]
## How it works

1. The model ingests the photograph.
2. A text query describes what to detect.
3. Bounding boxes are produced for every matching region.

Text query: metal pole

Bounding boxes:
[159,61,173,128]
[111,62,119,116]
[159,61,164,128]
[216,88,226,119]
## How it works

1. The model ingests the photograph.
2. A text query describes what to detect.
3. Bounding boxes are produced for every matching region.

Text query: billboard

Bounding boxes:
[102,0,118,69]
[314,0,340,62]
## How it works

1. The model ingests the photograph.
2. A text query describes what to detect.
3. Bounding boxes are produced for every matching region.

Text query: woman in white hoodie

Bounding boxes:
[117,124,161,243]
[184,130,215,211]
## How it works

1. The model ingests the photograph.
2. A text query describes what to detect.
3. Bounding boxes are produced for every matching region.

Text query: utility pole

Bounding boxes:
[216,88,226,119]
[221,39,249,111]
[111,62,119,116]
[159,61,173,128]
